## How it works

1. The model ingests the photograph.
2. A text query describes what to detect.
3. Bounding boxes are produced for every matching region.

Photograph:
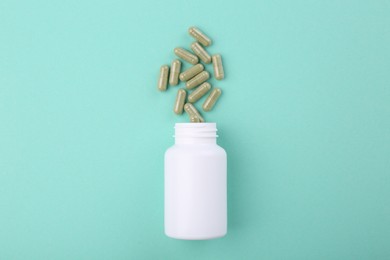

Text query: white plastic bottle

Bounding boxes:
[164,123,227,240]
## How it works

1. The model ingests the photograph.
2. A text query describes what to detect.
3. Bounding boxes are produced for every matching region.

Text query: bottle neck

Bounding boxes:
[174,123,218,144]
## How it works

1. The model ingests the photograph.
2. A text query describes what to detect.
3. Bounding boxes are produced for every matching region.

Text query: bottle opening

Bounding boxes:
[174,123,218,141]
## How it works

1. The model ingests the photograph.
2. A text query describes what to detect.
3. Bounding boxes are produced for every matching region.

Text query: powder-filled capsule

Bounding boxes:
[158,65,169,91]
[212,54,224,80]
[173,89,187,115]
[188,82,211,103]
[188,27,212,47]
[190,116,201,123]
[203,88,222,111]
[169,60,181,86]
[186,71,210,90]
[184,103,204,122]
[179,64,204,81]
[174,47,199,65]
[191,42,211,64]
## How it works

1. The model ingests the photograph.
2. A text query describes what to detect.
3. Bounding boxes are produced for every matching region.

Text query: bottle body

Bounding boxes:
[164,123,227,240]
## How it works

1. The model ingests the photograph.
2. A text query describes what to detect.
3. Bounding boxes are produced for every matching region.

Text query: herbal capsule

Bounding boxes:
[188,82,211,103]
[184,103,204,122]
[157,65,169,91]
[186,71,209,90]
[190,42,211,64]
[173,89,187,115]
[179,64,204,81]
[203,88,222,112]
[212,54,225,80]
[169,60,181,86]
[190,116,201,123]
[174,47,199,65]
[188,27,212,47]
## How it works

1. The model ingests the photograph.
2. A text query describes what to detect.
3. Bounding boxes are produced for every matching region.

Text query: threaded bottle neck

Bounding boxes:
[174,123,218,144]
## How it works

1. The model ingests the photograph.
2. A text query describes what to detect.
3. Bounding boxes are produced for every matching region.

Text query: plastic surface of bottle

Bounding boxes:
[164,123,227,240]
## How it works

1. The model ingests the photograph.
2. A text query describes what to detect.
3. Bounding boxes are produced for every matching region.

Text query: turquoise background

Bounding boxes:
[1,0,389,259]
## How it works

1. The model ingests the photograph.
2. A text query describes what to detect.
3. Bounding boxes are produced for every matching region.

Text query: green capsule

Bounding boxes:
[212,54,224,80]
[173,89,187,115]
[188,27,212,47]
[191,42,211,64]
[186,71,210,90]
[157,65,169,91]
[188,82,211,103]
[169,60,181,86]
[174,47,199,65]
[203,88,222,111]
[190,116,201,123]
[179,64,204,81]
[184,103,204,122]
